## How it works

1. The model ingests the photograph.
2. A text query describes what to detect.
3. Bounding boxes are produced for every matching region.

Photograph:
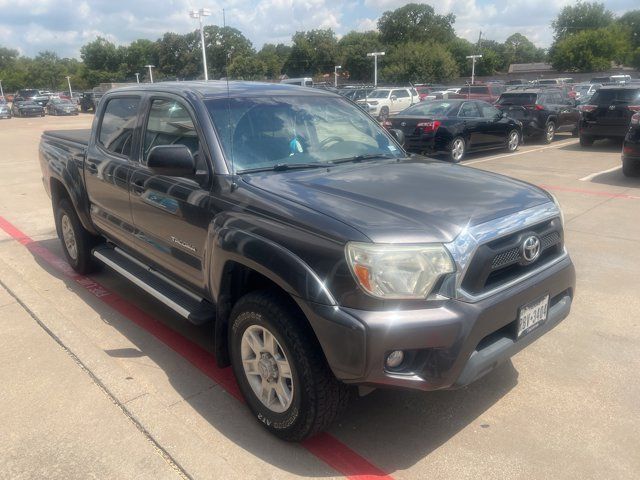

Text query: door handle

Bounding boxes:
[86,163,98,173]
[133,179,144,187]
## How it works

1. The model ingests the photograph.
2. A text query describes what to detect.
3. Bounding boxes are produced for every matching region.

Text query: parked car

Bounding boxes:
[358,87,418,119]
[14,89,50,107]
[0,100,11,119]
[46,98,79,116]
[573,83,601,102]
[341,87,373,102]
[383,99,522,162]
[495,89,580,143]
[39,81,575,441]
[622,113,640,177]
[578,85,640,146]
[79,91,104,113]
[456,83,504,103]
[506,79,530,85]
[12,100,45,117]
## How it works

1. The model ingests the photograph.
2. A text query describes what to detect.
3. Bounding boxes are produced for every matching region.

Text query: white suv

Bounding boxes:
[359,88,418,119]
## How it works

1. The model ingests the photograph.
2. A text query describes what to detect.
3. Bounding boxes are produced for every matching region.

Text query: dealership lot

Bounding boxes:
[1,115,639,479]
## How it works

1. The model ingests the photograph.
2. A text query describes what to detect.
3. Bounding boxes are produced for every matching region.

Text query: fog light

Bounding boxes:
[386,350,404,369]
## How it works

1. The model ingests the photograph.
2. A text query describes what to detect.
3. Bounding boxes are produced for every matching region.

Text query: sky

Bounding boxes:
[0,0,637,58]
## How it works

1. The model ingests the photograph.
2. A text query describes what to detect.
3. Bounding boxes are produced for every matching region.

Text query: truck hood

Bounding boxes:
[242,158,552,243]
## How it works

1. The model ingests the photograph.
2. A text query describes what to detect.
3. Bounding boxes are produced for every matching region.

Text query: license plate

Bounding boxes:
[517,295,549,339]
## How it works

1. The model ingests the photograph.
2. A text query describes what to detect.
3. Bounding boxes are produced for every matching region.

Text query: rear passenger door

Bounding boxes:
[128,96,213,291]
[85,95,141,249]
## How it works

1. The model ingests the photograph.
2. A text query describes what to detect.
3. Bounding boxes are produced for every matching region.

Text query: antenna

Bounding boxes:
[223,8,237,185]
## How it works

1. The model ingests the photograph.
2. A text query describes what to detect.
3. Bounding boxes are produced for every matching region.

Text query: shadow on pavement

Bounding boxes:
[584,168,640,189]
[560,138,623,153]
[29,236,518,477]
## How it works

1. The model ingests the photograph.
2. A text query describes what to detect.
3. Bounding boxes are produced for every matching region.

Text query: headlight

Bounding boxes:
[345,242,455,299]
[548,192,565,228]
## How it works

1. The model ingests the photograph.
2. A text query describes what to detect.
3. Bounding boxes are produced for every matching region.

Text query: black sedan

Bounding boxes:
[46,98,79,116]
[383,99,522,162]
[622,113,640,177]
[12,100,45,117]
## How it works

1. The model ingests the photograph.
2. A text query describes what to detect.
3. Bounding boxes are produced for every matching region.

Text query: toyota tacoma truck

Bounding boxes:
[39,82,575,441]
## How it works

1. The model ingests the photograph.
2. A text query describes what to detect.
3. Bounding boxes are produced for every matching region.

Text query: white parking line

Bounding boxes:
[463,138,578,165]
[579,165,622,182]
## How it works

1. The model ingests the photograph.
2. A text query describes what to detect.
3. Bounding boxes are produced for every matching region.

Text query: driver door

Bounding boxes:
[128,95,213,291]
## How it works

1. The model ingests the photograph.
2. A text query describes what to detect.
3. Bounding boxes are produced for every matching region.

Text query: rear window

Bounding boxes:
[18,89,39,97]
[590,89,640,105]
[496,93,537,106]
[465,86,489,94]
[402,101,456,116]
[99,97,140,157]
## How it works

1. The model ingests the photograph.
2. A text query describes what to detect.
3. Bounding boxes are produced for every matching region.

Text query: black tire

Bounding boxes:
[622,158,640,177]
[543,121,555,144]
[506,129,520,152]
[54,199,100,274]
[229,290,351,441]
[379,106,389,121]
[449,136,466,162]
[579,134,594,147]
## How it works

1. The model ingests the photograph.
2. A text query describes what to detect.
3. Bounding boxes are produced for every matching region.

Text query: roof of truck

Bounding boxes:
[107,81,336,98]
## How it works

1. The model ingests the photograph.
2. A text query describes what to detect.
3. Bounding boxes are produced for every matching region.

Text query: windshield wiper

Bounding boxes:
[331,153,396,164]
[237,162,329,174]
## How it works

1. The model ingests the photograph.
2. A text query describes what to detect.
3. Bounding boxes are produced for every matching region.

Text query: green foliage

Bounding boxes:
[257,43,291,78]
[503,33,547,65]
[283,29,338,77]
[552,2,614,41]
[378,3,456,45]
[550,26,628,72]
[338,31,382,81]
[228,55,266,80]
[380,42,458,83]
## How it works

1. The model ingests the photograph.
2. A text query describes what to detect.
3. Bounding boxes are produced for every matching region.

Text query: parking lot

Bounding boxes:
[1,114,639,479]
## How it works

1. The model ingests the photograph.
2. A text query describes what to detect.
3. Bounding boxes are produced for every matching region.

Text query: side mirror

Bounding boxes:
[389,128,405,146]
[147,145,195,177]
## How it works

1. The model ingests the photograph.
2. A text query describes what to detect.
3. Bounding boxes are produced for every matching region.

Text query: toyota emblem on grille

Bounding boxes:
[400,121,406,127]
[522,235,541,263]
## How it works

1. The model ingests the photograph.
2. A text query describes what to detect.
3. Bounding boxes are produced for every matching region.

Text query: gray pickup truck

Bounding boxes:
[39,82,575,441]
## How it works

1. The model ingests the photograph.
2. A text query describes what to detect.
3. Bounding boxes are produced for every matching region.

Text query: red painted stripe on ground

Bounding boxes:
[0,214,394,480]
[540,184,640,200]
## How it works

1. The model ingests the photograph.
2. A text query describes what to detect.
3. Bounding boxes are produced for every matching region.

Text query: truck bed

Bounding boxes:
[43,129,91,146]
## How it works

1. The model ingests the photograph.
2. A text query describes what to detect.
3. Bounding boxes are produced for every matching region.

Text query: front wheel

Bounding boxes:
[230,291,351,441]
[449,136,466,163]
[54,199,101,274]
[579,134,594,147]
[543,121,555,144]
[623,158,640,177]
[506,129,520,152]
[378,106,389,122]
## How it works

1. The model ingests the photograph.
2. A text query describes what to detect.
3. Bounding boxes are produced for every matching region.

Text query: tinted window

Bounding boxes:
[99,97,140,157]
[590,89,640,105]
[496,93,537,106]
[402,101,457,116]
[458,102,480,117]
[368,90,390,99]
[478,103,500,118]
[392,89,410,98]
[143,99,205,171]
[467,86,489,94]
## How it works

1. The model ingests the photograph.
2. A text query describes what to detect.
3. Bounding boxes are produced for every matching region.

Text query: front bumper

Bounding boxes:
[301,254,575,391]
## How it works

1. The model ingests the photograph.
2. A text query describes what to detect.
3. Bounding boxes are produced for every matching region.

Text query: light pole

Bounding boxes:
[0,80,4,100]
[65,76,72,98]
[145,65,155,83]
[334,65,341,87]
[466,55,482,85]
[190,8,211,81]
[367,52,385,87]
[135,73,140,84]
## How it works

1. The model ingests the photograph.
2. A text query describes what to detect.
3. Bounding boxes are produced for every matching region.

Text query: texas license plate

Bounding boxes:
[517,295,549,339]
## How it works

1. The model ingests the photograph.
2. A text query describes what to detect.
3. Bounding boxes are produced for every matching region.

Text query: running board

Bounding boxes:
[92,246,215,325]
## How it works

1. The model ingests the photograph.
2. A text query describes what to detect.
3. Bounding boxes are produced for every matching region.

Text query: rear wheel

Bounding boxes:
[506,129,520,152]
[622,158,640,177]
[449,136,466,163]
[543,121,555,144]
[54,199,101,274]
[379,106,389,122]
[579,134,594,147]
[230,291,351,441]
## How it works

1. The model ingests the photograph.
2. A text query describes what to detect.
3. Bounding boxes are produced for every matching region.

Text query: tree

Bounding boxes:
[283,29,338,76]
[619,10,640,67]
[378,3,456,45]
[503,33,546,65]
[257,43,291,79]
[337,31,382,81]
[380,42,458,83]
[552,2,614,41]
[80,37,123,72]
[156,32,200,79]
[0,46,19,70]
[204,26,255,79]
[228,55,266,80]
[550,26,628,72]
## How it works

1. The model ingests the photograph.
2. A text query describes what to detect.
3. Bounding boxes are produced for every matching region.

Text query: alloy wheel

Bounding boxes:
[60,214,78,260]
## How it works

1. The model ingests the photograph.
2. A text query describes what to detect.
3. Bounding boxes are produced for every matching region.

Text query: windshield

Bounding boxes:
[590,89,640,105]
[367,90,390,99]
[497,93,537,105]
[401,101,456,116]
[206,96,403,172]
